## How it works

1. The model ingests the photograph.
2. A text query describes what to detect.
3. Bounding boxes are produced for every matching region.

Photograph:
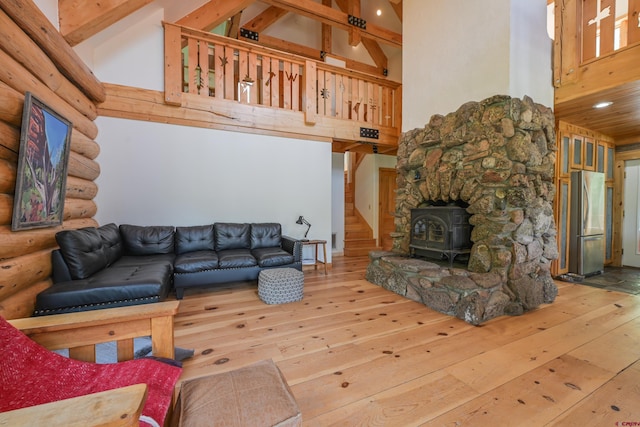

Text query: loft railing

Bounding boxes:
[579,0,640,62]
[554,0,640,93]
[163,23,401,133]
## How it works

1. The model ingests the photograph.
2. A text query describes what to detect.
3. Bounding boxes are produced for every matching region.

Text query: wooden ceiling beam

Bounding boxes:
[321,0,332,54]
[260,0,402,48]
[335,0,388,70]
[226,12,243,38]
[242,6,288,33]
[242,32,384,76]
[176,0,255,32]
[388,0,402,22]
[58,0,153,46]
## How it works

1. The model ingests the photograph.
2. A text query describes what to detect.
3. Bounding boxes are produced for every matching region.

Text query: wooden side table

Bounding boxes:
[301,239,327,274]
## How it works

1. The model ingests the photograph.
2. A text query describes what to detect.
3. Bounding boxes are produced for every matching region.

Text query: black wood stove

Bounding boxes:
[410,205,472,265]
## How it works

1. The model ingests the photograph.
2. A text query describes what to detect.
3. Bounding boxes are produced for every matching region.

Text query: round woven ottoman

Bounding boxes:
[258,268,304,304]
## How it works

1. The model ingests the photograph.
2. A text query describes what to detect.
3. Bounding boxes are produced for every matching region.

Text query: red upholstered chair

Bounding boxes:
[0,302,182,427]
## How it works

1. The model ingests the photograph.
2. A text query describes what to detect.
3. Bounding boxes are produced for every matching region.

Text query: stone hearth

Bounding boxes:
[366,95,559,324]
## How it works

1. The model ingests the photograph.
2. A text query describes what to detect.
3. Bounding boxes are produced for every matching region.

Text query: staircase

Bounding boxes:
[344,175,381,257]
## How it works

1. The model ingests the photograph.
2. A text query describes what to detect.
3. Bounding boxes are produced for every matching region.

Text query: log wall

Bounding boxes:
[0,0,103,319]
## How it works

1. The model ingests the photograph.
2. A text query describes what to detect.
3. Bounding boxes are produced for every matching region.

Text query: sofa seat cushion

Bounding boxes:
[174,251,219,273]
[35,263,172,315]
[114,254,175,269]
[252,247,295,267]
[217,249,258,269]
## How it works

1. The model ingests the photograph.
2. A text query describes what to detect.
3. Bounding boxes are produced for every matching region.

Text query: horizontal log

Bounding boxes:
[0,48,98,140]
[0,248,51,301]
[68,151,100,181]
[0,119,19,152]
[0,80,99,146]
[0,8,97,120]
[0,194,96,226]
[0,144,16,164]
[0,278,50,319]
[0,0,106,103]
[66,176,98,200]
[0,80,22,127]
[63,197,97,221]
[0,119,18,163]
[0,193,11,224]
[0,158,16,194]
[71,129,100,160]
[0,217,97,259]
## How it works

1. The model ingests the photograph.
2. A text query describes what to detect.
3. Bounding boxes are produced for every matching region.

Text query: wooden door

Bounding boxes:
[378,168,397,251]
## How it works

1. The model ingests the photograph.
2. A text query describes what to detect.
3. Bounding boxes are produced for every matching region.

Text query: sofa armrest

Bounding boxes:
[0,384,147,427]
[282,235,302,262]
[10,301,180,362]
[51,249,72,283]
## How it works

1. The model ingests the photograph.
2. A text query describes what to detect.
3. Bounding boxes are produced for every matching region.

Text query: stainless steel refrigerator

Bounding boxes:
[569,171,605,276]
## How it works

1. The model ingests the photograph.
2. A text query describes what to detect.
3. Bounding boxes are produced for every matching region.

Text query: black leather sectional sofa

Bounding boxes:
[34,222,302,315]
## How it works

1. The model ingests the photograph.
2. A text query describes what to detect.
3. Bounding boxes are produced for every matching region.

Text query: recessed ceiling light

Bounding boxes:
[593,101,613,109]
[376,9,382,16]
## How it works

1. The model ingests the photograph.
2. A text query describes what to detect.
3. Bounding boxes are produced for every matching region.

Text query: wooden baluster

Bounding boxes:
[629,0,640,45]
[324,70,333,117]
[249,52,259,104]
[291,64,300,111]
[213,43,224,99]
[187,38,198,95]
[224,46,235,101]
[600,0,615,56]
[283,60,292,110]
[198,40,210,97]
[271,57,280,108]
[335,74,344,119]
[582,0,597,61]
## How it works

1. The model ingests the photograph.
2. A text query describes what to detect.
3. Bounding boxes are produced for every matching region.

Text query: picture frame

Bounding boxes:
[11,92,72,231]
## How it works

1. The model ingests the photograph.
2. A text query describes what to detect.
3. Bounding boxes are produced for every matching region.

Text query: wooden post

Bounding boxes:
[304,60,317,124]
[164,23,183,106]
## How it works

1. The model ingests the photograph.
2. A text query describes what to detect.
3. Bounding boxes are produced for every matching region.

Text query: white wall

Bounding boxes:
[95,118,332,256]
[354,154,397,239]
[510,1,554,105]
[331,153,345,255]
[403,0,553,131]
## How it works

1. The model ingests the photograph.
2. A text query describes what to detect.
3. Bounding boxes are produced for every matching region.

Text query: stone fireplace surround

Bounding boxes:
[366,95,559,325]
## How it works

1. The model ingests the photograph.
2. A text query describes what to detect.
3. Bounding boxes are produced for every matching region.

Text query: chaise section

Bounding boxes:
[34,262,172,315]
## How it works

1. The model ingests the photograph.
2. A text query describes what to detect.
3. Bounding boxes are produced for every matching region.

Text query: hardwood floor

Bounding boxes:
[174,256,640,426]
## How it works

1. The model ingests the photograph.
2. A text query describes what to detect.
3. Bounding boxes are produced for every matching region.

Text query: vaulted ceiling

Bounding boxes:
[58,0,402,79]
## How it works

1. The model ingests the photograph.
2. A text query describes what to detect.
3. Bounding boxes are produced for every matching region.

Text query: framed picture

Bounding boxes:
[11,92,72,231]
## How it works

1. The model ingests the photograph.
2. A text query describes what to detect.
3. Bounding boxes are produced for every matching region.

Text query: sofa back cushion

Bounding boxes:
[98,223,122,265]
[251,223,282,249]
[120,224,175,255]
[214,223,251,251]
[55,227,108,280]
[175,225,215,254]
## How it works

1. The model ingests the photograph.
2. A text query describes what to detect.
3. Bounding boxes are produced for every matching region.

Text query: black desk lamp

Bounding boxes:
[296,216,311,241]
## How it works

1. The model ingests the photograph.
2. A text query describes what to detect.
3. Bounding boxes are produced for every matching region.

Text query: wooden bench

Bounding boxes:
[3,301,180,427]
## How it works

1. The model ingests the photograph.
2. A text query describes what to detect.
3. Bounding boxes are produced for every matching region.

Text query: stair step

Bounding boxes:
[344,230,371,240]
[345,238,377,248]
[344,246,381,257]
